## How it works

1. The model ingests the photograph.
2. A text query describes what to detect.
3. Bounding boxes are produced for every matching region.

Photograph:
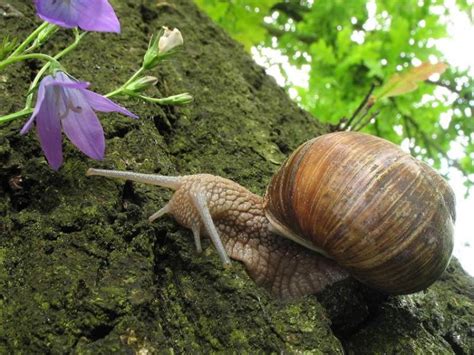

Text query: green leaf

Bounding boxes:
[310,39,336,65]
[0,36,17,61]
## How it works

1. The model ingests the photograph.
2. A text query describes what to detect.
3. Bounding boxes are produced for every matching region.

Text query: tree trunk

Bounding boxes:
[0,0,473,353]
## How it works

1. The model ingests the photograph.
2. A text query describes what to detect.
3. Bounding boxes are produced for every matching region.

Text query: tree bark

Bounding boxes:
[0,0,473,353]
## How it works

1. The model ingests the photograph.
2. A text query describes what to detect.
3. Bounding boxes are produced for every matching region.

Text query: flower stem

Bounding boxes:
[24,30,87,109]
[105,66,146,98]
[137,93,193,105]
[0,53,61,71]
[0,30,87,125]
[8,22,50,58]
[56,29,87,60]
[0,108,33,124]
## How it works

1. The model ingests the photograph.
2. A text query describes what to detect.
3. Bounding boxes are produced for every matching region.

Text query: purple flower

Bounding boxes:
[21,71,137,170]
[34,0,121,33]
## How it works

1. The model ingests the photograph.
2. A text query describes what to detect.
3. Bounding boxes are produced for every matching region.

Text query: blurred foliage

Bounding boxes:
[196,0,474,188]
[0,36,17,61]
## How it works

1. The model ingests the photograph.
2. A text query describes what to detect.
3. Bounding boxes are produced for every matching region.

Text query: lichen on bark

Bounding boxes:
[0,0,473,353]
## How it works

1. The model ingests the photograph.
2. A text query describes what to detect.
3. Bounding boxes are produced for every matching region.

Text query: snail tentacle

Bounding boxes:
[148,203,171,223]
[191,225,202,253]
[86,168,183,189]
[87,169,232,264]
[191,191,231,264]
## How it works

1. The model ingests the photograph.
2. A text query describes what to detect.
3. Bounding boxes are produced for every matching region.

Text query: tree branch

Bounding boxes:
[426,79,462,95]
[403,112,474,184]
[353,110,380,131]
[426,79,473,104]
[342,84,376,130]
[270,2,310,22]
[402,115,416,156]
[262,23,317,43]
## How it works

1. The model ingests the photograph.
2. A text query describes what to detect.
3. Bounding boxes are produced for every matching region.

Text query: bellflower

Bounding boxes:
[34,0,121,33]
[20,72,137,170]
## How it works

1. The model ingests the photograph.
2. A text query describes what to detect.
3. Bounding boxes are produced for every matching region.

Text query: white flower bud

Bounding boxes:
[125,76,158,93]
[158,27,183,54]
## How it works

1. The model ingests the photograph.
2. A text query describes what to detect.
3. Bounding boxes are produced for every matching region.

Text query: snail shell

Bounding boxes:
[264,131,455,294]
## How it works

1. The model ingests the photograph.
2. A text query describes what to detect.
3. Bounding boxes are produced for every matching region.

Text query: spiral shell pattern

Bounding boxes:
[264,132,455,294]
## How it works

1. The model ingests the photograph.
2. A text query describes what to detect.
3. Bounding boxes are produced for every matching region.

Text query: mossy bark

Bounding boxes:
[0,1,473,353]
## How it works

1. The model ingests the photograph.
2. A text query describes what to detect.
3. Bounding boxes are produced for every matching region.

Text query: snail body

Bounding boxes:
[87,132,455,299]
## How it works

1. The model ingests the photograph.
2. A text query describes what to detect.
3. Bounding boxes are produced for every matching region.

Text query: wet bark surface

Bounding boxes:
[0,1,473,353]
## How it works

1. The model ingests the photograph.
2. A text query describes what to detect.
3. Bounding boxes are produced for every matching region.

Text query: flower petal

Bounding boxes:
[35,0,120,33]
[35,0,79,28]
[50,71,90,90]
[22,71,89,135]
[20,75,53,134]
[75,0,120,33]
[50,81,90,90]
[35,84,63,170]
[82,90,138,118]
[61,90,105,160]
[158,27,184,53]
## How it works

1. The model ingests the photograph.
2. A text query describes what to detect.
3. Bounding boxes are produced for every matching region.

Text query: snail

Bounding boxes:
[86,131,455,299]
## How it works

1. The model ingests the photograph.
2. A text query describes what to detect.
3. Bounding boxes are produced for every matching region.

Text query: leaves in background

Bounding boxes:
[198,0,474,188]
[195,0,280,50]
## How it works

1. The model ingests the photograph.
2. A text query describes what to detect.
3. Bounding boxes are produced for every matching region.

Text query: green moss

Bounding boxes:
[0,248,5,267]
[343,260,474,354]
[0,0,473,353]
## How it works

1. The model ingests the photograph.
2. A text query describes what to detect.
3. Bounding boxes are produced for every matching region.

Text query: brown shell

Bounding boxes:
[264,132,455,294]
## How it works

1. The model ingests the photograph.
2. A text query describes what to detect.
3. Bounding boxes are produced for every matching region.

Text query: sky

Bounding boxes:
[436,2,474,275]
[252,1,474,276]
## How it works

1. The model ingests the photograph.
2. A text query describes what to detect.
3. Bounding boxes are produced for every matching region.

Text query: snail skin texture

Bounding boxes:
[87,132,455,300]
